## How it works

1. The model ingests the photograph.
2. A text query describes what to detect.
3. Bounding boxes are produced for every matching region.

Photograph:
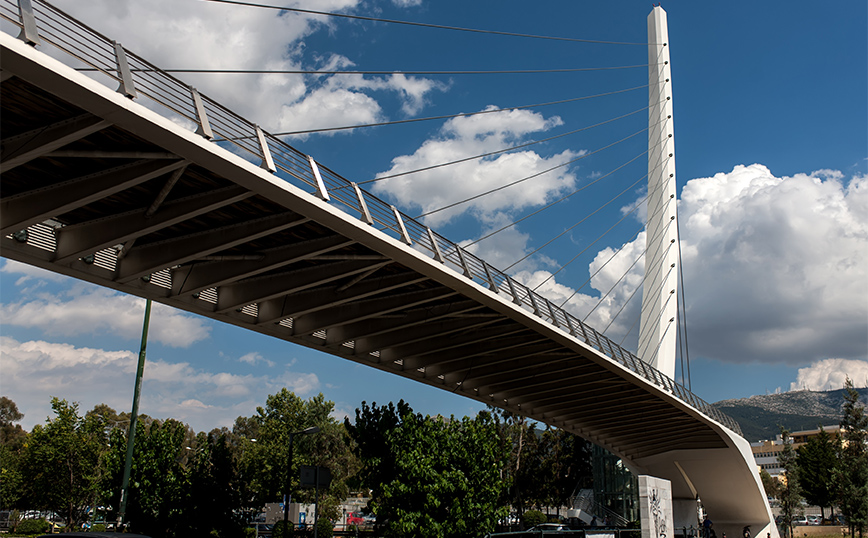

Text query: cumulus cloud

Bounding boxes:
[510,231,644,337]
[46,0,444,136]
[239,351,275,368]
[678,165,867,364]
[790,359,868,392]
[372,107,580,226]
[0,336,320,431]
[0,282,211,348]
[0,260,68,286]
[475,164,867,368]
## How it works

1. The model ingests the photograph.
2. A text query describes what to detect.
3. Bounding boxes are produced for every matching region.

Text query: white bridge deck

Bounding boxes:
[0,2,774,535]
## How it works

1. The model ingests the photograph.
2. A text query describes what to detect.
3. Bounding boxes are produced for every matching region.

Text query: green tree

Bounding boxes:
[514,424,544,512]
[182,431,246,538]
[777,428,802,538]
[348,401,509,538]
[19,398,103,528]
[759,469,781,500]
[101,418,191,537]
[239,389,351,527]
[0,397,27,446]
[0,396,26,509]
[797,426,837,520]
[539,427,592,514]
[835,378,868,538]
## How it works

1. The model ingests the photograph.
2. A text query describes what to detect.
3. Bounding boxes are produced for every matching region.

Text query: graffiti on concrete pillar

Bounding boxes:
[650,487,668,538]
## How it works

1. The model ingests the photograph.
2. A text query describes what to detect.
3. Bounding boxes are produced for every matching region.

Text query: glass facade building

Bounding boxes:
[592,444,639,523]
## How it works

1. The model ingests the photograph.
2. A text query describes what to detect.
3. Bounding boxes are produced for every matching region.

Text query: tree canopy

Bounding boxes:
[347,401,509,538]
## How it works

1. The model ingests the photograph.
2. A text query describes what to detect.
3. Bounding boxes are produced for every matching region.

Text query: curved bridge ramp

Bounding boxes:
[0,5,774,535]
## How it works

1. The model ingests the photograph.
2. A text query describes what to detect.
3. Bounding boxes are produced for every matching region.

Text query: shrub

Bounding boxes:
[16,518,50,535]
[315,518,333,537]
[91,523,106,532]
[272,520,291,538]
[523,510,547,528]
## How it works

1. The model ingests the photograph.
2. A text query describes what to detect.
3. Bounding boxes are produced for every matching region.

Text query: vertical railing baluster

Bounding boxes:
[427,227,445,263]
[564,313,578,337]
[482,261,498,293]
[577,319,592,345]
[505,277,523,305]
[527,289,542,317]
[112,41,136,98]
[455,247,473,278]
[391,205,412,245]
[255,125,275,173]
[352,183,373,225]
[307,156,330,201]
[546,299,560,328]
[191,87,213,139]
[17,0,40,45]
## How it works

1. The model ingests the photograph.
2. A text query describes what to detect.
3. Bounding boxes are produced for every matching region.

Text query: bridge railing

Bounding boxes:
[1,0,742,436]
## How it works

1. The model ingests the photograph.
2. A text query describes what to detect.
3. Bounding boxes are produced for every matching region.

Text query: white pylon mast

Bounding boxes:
[638,6,678,379]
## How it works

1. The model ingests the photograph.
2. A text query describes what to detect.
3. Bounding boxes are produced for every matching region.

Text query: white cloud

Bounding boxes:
[239,351,275,367]
[490,165,867,368]
[678,165,868,364]
[0,336,320,431]
[0,260,68,286]
[372,107,580,226]
[47,0,444,136]
[0,283,211,348]
[790,359,868,391]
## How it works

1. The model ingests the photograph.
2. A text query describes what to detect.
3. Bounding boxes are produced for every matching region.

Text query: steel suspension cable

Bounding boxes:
[559,223,645,307]
[506,133,676,280]
[619,310,641,347]
[501,158,649,272]
[417,122,655,223]
[201,0,657,46]
[602,264,643,335]
[533,195,647,293]
[676,203,692,390]
[585,212,675,325]
[555,161,673,308]
[636,262,678,363]
[99,65,659,76]
[428,113,668,229]
[363,104,649,184]
[278,85,648,138]
[634,244,678,355]
[582,240,645,323]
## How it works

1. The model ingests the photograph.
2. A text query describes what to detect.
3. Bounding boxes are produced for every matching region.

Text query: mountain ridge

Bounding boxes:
[712,387,868,442]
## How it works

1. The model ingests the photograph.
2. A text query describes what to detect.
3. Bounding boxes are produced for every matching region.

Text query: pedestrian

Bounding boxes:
[703,516,713,538]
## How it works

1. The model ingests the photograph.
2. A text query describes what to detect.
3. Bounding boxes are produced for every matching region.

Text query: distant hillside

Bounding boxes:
[712,387,868,442]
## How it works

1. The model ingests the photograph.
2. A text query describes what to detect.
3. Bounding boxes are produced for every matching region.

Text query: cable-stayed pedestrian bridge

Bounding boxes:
[0,1,774,535]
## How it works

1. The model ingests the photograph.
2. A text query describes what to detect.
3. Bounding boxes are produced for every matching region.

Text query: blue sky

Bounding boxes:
[1,0,866,433]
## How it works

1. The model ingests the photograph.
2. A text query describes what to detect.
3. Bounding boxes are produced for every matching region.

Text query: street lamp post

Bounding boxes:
[282,426,320,537]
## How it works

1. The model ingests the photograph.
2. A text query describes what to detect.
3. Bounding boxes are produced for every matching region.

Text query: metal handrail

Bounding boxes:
[1,0,742,436]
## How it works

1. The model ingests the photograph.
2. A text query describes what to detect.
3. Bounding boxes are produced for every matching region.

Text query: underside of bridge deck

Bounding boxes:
[1,28,774,536]
[1,68,728,460]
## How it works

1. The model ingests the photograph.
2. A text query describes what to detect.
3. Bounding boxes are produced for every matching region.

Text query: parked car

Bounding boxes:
[346,511,365,526]
[807,515,821,526]
[791,516,809,526]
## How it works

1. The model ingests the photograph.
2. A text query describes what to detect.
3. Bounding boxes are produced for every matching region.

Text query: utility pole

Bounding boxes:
[117,298,152,530]
[638,5,678,380]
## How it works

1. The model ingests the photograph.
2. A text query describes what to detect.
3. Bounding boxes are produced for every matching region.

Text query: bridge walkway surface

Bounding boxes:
[0,1,774,535]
